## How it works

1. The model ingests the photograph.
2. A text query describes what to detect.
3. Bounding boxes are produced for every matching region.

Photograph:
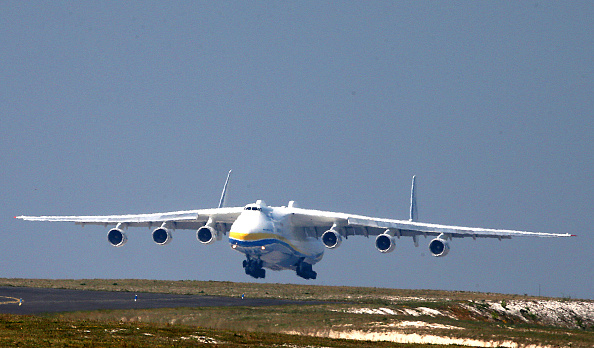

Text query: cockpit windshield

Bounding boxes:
[244,206,261,211]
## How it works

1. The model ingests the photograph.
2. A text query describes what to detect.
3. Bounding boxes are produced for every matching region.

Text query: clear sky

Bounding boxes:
[2,2,592,299]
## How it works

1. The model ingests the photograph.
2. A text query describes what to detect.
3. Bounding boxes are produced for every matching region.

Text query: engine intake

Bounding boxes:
[152,227,173,245]
[375,233,396,253]
[429,238,450,257]
[107,228,127,247]
[321,229,342,249]
[197,225,218,244]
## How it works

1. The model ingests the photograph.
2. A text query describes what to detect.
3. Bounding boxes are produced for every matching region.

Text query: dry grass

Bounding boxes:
[1,313,432,348]
[1,278,592,347]
[0,277,575,303]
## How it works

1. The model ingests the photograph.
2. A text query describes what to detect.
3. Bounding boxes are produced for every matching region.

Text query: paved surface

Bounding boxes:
[0,287,311,315]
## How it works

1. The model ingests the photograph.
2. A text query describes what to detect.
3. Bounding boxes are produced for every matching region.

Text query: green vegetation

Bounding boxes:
[1,278,592,347]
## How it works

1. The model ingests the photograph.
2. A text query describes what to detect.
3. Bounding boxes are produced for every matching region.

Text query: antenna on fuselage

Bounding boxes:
[218,170,232,208]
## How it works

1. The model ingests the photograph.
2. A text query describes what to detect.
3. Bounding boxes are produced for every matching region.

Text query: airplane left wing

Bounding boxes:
[289,174,573,244]
[346,216,575,239]
[288,207,575,240]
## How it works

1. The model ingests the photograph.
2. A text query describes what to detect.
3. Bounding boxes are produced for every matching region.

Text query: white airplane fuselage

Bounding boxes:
[228,202,324,278]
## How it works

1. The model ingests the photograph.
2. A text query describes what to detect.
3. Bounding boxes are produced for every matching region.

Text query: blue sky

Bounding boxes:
[2,2,592,299]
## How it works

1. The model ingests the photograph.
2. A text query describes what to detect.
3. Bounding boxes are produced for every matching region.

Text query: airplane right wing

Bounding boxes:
[16,170,243,234]
[16,206,245,247]
[16,207,244,231]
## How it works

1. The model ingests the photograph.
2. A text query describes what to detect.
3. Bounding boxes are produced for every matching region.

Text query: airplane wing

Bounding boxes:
[288,208,575,240]
[15,207,244,232]
[346,216,574,239]
[16,170,244,232]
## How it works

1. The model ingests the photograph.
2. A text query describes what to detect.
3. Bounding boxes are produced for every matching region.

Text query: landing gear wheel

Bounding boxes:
[243,258,266,279]
[296,261,317,280]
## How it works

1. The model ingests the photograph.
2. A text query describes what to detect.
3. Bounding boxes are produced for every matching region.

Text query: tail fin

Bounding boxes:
[218,170,232,208]
[409,175,418,222]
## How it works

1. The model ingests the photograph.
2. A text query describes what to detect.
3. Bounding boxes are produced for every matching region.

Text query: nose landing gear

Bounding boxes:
[296,260,317,280]
[243,258,266,279]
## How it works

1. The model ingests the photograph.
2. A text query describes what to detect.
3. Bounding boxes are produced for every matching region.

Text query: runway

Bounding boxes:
[0,286,313,315]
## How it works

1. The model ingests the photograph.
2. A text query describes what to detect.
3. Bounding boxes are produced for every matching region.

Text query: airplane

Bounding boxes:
[16,171,575,280]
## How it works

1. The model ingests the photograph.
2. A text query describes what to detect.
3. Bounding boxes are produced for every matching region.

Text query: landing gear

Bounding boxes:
[243,258,266,279]
[296,260,317,280]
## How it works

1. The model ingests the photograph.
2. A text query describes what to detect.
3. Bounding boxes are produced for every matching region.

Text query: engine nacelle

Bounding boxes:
[107,228,127,247]
[429,238,450,257]
[152,227,173,245]
[321,229,342,249]
[196,225,218,245]
[375,233,396,253]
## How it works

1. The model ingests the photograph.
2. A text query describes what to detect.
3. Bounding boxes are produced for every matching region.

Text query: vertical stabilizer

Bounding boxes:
[218,170,232,208]
[409,175,418,222]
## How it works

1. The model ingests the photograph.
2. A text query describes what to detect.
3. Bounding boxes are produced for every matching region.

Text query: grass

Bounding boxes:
[0,314,450,348]
[1,278,592,347]
[0,277,572,303]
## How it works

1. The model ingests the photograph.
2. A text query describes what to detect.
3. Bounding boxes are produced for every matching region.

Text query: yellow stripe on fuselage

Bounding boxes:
[229,231,315,257]
[229,231,281,241]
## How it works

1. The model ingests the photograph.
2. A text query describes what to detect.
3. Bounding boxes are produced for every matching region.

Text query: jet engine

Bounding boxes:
[375,233,396,253]
[196,225,218,244]
[152,227,173,245]
[321,229,342,249]
[107,228,127,247]
[429,238,450,257]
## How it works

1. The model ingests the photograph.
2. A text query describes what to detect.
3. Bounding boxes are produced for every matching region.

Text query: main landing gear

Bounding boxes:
[242,257,316,280]
[243,258,266,279]
[296,260,317,280]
